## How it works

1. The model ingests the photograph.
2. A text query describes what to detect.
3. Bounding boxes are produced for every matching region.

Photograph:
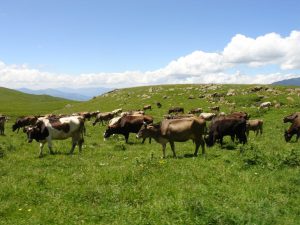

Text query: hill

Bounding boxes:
[0,87,75,117]
[1,84,300,225]
[272,76,300,86]
[17,87,112,101]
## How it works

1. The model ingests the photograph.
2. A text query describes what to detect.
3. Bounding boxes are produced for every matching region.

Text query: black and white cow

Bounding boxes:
[24,116,85,157]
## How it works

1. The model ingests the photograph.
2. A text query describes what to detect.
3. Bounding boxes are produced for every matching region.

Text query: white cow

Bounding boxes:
[24,116,85,157]
[199,112,216,121]
[259,101,272,110]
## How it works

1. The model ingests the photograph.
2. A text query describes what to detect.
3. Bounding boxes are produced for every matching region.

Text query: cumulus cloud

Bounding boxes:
[0,30,300,89]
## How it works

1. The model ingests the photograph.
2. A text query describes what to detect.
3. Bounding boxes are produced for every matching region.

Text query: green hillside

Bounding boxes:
[0,87,75,117]
[0,84,300,225]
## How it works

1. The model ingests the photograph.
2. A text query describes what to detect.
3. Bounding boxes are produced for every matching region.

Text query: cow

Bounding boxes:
[205,117,247,147]
[120,110,145,117]
[259,101,272,110]
[283,112,300,123]
[284,117,300,142]
[23,116,85,157]
[228,111,250,120]
[188,108,203,115]
[104,115,153,143]
[93,112,114,126]
[143,105,152,111]
[12,116,38,133]
[209,106,220,112]
[112,108,122,116]
[164,114,194,120]
[168,107,184,114]
[156,102,162,108]
[136,117,206,158]
[0,116,8,135]
[246,119,263,136]
[199,112,216,121]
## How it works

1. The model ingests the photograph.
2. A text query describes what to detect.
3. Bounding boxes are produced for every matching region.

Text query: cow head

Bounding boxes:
[284,129,293,142]
[103,127,114,139]
[204,132,214,147]
[136,123,159,139]
[24,121,49,143]
[283,114,298,123]
[12,122,20,132]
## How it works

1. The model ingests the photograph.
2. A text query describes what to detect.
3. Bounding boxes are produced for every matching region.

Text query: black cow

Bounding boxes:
[205,117,247,147]
[103,115,153,143]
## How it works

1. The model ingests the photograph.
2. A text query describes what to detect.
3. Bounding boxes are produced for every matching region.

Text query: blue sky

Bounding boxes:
[0,0,300,88]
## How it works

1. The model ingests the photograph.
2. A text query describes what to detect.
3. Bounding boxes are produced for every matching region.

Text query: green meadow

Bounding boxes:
[0,84,299,225]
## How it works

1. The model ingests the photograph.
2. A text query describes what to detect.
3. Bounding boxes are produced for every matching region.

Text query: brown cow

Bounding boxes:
[246,119,263,136]
[12,116,38,133]
[0,116,7,135]
[104,115,153,143]
[93,112,114,126]
[284,116,300,142]
[137,117,206,158]
[188,108,203,115]
[168,107,184,114]
[283,112,300,123]
[143,105,152,111]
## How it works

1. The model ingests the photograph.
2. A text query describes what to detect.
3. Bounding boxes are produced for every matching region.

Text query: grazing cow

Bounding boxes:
[168,107,184,114]
[12,116,38,133]
[228,111,250,120]
[246,119,263,136]
[104,115,153,143]
[164,114,194,119]
[188,108,203,115]
[120,110,145,117]
[112,108,122,116]
[93,112,114,126]
[137,117,206,158]
[259,101,272,110]
[284,117,300,142]
[205,117,247,147]
[199,112,216,121]
[143,105,152,111]
[24,116,85,157]
[283,112,300,123]
[209,106,220,112]
[156,102,162,108]
[0,116,8,135]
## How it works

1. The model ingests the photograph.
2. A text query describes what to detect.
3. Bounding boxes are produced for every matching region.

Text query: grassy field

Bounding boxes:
[0,84,299,224]
[0,87,74,118]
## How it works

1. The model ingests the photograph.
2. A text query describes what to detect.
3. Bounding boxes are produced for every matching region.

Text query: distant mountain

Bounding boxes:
[17,87,112,101]
[272,77,300,86]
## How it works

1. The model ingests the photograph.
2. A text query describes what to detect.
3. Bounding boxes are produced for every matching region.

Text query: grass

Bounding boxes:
[0,84,300,224]
[0,87,74,117]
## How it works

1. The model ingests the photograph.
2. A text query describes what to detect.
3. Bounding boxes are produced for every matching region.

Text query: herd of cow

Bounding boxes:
[0,106,299,158]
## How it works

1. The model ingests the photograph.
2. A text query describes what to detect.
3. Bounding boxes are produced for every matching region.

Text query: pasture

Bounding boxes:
[0,84,300,224]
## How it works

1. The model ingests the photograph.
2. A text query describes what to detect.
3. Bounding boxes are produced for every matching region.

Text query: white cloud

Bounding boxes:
[1,30,300,89]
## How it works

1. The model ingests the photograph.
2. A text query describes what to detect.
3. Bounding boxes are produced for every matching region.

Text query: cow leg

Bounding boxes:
[194,140,200,157]
[124,133,129,143]
[39,142,45,157]
[78,138,84,152]
[69,136,78,154]
[169,141,176,158]
[47,140,54,155]
[149,137,151,144]
[162,143,166,158]
[141,138,146,144]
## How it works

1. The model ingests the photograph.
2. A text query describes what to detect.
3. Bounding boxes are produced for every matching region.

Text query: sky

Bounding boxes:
[0,0,300,89]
